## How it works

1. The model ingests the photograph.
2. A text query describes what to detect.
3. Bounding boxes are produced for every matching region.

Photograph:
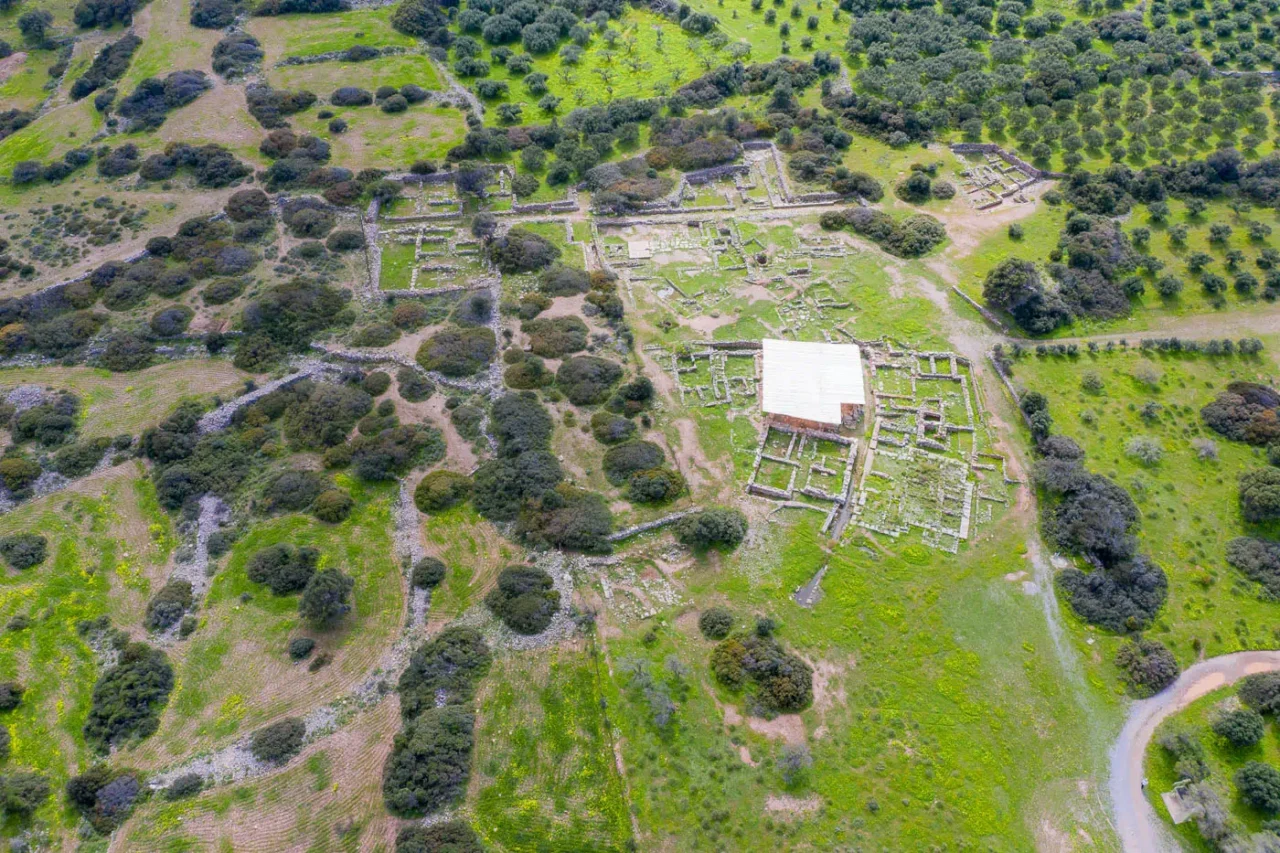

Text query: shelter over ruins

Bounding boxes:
[760,339,866,431]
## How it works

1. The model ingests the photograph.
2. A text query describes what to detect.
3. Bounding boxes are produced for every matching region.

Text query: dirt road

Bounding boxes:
[1108,651,1280,852]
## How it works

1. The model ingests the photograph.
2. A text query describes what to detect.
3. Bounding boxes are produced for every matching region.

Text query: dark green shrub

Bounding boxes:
[299,567,354,627]
[1237,762,1280,812]
[485,565,559,634]
[448,405,484,441]
[397,625,491,719]
[202,277,245,305]
[51,437,111,477]
[144,580,193,632]
[602,440,665,486]
[66,765,141,832]
[504,356,555,389]
[326,229,365,252]
[1241,468,1280,522]
[538,263,590,296]
[395,821,483,853]
[246,544,319,594]
[84,642,174,751]
[283,383,373,450]
[523,315,587,358]
[412,557,446,589]
[351,323,399,348]
[288,637,316,660]
[516,484,612,552]
[1115,638,1179,697]
[350,424,444,481]
[0,771,49,815]
[0,458,42,496]
[487,227,560,273]
[362,371,391,396]
[382,705,475,815]
[0,534,47,570]
[471,452,562,521]
[414,471,472,513]
[261,470,327,513]
[1214,708,1266,747]
[710,633,813,714]
[312,489,354,523]
[673,507,748,549]
[627,468,685,503]
[150,305,194,338]
[416,326,496,377]
[699,606,734,639]
[100,333,155,372]
[164,773,203,800]
[1242,672,1280,714]
[590,411,635,444]
[557,356,623,405]
[0,681,23,710]
[451,292,493,328]
[397,367,435,402]
[250,717,306,763]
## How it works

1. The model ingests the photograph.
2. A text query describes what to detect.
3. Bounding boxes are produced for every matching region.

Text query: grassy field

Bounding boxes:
[246,7,416,60]
[0,360,250,439]
[1009,344,1280,690]
[419,502,516,622]
[295,102,466,172]
[470,644,632,851]
[118,697,404,851]
[458,9,712,120]
[0,466,173,840]
[598,511,1115,849]
[268,53,443,95]
[130,477,403,766]
[1144,682,1280,849]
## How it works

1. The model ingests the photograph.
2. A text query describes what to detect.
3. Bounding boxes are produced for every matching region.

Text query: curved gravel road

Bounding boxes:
[1109,651,1280,852]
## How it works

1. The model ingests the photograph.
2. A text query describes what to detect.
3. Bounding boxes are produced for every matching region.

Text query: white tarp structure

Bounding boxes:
[761,338,865,427]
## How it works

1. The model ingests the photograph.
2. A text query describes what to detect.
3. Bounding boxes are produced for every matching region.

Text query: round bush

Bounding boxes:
[699,606,734,639]
[0,533,47,570]
[380,94,408,113]
[485,565,559,634]
[331,86,372,106]
[313,489,354,523]
[149,305,194,338]
[1237,761,1280,812]
[397,367,434,402]
[396,821,483,853]
[412,556,446,589]
[673,507,748,550]
[1214,708,1266,747]
[602,440,665,486]
[288,637,316,660]
[202,278,245,305]
[249,717,306,763]
[326,229,365,252]
[414,470,473,513]
[362,371,391,396]
[164,773,203,801]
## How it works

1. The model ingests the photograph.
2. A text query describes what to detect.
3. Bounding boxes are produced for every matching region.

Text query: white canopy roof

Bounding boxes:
[761,338,865,425]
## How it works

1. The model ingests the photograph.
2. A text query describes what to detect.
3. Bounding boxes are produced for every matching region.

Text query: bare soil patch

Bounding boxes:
[765,793,821,815]
[0,52,27,84]
[747,712,806,745]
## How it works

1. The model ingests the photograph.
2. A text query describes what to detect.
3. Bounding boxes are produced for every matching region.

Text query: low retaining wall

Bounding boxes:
[949,143,1066,180]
